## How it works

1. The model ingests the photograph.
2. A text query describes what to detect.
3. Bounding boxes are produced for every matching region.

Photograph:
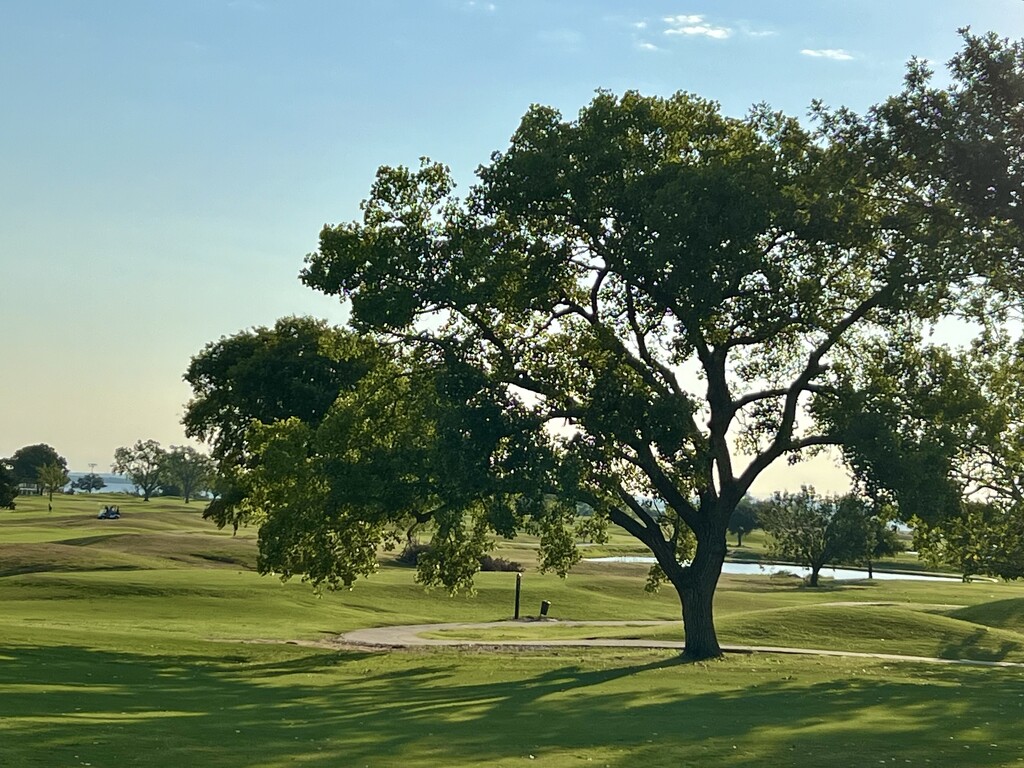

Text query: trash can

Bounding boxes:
[540,600,551,617]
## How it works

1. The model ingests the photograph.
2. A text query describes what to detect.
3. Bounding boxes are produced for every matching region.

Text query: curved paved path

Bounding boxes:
[337,620,1024,669]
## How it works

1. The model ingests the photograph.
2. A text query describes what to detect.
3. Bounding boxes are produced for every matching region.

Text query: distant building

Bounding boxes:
[17,482,42,496]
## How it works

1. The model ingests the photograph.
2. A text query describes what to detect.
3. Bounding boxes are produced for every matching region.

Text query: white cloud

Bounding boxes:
[801,48,854,61]
[637,41,660,52]
[464,1,496,10]
[632,21,648,30]
[663,14,731,40]
[664,14,704,25]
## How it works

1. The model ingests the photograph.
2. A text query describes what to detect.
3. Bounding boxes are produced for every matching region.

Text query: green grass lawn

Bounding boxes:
[4,494,1024,766]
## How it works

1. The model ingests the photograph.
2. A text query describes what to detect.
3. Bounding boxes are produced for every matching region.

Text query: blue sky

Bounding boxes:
[2,1,1021,489]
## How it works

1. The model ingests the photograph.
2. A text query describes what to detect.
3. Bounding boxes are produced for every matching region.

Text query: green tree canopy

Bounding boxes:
[112,440,167,501]
[182,316,376,528]
[906,333,1024,582]
[72,473,107,494]
[192,32,1024,660]
[914,501,1024,582]
[762,488,900,585]
[8,444,67,486]
[244,350,574,592]
[162,446,214,504]
[183,316,374,465]
[37,462,69,505]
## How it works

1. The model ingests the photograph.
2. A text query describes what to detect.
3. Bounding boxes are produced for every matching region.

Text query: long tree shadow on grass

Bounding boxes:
[937,628,1021,662]
[1,643,1023,767]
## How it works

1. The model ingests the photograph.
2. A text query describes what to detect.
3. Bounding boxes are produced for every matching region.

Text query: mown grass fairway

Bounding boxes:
[4,494,1024,766]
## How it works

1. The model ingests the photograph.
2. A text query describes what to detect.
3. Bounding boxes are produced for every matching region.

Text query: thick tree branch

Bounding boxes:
[629,442,703,531]
[610,487,691,585]
[624,286,686,401]
[732,383,837,414]
[739,287,892,492]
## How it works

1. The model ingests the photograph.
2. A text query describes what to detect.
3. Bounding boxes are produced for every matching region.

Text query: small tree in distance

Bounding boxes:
[0,461,17,509]
[112,440,167,501]
[72,473,107,494]
[854,511,903,579]
[727,496,765,547]
[761,488,895,586]
[37,462,69,507]
[162,446,214,503]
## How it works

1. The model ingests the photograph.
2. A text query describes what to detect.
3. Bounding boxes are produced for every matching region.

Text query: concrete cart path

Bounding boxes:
[336,620,1024,669]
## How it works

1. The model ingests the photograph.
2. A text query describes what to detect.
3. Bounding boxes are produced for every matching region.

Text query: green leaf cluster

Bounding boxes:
[239,351,582,593]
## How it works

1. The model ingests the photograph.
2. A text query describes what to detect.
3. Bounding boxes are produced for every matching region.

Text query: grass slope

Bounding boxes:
[4,494,1024,766]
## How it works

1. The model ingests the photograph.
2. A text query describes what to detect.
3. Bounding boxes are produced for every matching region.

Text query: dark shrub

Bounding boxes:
[479,554,524,572]
[397,542,524,572]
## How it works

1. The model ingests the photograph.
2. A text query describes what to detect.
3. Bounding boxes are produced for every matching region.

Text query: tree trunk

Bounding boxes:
[809,565,821,587]
[867,560,874,579]
[673,534,726,661]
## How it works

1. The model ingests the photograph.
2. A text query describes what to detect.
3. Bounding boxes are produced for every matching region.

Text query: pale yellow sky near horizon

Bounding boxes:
[0,372,854,497]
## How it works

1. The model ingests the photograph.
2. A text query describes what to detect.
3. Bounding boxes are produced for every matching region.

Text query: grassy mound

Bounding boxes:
[0,542,147,576]
[948,598,1024,633]
[719,603,1024,661]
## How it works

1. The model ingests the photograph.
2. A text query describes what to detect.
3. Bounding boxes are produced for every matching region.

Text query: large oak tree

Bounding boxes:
[192,32,1023,660]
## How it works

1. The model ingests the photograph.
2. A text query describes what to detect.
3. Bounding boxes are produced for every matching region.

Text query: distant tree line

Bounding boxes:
[0,441,215,508]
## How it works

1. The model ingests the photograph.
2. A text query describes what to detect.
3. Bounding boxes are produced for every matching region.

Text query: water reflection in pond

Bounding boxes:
[584,557,961,582]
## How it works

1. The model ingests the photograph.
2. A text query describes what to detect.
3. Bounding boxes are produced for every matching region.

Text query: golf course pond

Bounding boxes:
[585,557,962,582]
